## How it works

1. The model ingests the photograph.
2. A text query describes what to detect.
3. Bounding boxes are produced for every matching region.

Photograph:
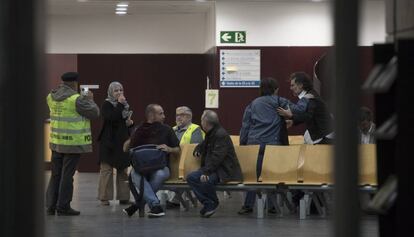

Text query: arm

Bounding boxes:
[200,135,228,175]
[291,99,316,125]
[190,127,204,144]
[100,101,125,121]
[75,93,100,119]
[239,105,252,145]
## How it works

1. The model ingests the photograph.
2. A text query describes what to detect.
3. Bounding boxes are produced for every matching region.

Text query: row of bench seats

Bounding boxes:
[166,142,377,186]
[162,137,377,219]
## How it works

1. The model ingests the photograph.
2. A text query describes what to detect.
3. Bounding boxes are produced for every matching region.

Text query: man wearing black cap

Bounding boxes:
[46,72,99,216]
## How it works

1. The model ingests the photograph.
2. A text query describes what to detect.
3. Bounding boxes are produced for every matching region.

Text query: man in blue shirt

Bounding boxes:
[238,77,309,214]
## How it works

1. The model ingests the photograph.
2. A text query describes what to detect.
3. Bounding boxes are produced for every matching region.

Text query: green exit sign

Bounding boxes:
[220,31,246,43]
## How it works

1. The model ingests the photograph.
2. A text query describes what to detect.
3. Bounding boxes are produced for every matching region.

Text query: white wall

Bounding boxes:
[204,5,216,52]
[216,0,386,46]
[46,13,207,54]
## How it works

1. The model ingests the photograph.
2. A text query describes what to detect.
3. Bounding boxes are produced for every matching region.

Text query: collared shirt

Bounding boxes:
[298,90,307,99]
[360,123,375,144]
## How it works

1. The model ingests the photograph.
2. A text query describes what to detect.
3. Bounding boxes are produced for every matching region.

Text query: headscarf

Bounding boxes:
[106,81,130,119]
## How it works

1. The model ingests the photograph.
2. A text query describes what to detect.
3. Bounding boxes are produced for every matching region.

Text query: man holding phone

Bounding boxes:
[46,72,99,216]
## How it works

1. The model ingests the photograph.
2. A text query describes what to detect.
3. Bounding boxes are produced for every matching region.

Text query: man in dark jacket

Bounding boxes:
[186,110,243,218]
[278,72,334,144]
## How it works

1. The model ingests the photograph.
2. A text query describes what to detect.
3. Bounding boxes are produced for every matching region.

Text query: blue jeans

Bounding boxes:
[131,167,170,208]
[186,170,219,211]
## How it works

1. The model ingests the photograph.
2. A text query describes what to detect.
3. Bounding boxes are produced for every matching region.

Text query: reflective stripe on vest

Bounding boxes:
[47,94,92,146]
[174,123,204,145]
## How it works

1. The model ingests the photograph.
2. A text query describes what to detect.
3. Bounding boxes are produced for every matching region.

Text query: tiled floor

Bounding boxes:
[45,172,378,237]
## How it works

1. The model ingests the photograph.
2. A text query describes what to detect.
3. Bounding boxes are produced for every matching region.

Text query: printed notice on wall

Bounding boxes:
[220,49,260,88]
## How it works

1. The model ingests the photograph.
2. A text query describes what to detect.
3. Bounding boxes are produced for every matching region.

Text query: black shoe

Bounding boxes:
[201,206,217,218]
[56,207,80,216]
[166,200,180,209]
[123,204,138,217]
[147,206,165,218]
[268,207,277,214]
[46,207,55,216]
[238,206,253,215]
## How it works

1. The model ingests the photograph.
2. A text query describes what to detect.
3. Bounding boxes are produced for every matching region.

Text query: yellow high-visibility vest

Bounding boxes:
[47,94,92,146]
[174,123,204,145]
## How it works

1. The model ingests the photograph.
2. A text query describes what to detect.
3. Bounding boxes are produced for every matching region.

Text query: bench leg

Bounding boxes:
[257,193,267,219]
[312,192,326,217]
[175,192,190,211]
[300,198,306,219]
[185,190,198,208]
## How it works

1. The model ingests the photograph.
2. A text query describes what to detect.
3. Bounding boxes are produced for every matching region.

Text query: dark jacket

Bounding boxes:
[194,125,243,183]
[97,101,131,169]
[292,97,333,141]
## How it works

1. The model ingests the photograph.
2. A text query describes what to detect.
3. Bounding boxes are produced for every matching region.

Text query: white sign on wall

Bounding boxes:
[220,49,260,88]
[205,89,219,108]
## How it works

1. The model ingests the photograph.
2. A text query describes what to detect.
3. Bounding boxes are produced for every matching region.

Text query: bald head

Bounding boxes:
[145,104,165,123]
[201,110,219,132]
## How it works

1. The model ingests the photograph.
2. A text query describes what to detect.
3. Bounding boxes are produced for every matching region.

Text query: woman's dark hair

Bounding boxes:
[260,77,279,96]
[290,72,319,97]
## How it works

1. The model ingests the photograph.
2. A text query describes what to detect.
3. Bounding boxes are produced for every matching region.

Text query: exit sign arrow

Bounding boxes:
[220,31,246,43]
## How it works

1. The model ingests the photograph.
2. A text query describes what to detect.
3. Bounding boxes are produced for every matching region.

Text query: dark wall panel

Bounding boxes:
[214,46,374,135]
[77,54,206,172]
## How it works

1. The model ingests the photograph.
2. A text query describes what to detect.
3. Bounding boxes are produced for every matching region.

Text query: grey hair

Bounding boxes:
[176,106,192,117]
[201,110,219,126]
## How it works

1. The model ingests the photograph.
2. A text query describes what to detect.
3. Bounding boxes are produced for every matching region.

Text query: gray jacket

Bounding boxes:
[48,84,100,153]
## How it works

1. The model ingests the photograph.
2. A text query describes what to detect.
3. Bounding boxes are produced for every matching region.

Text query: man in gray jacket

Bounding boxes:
[46,72,99,216]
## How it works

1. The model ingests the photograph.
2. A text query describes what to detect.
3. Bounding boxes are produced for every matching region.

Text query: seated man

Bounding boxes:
[123,104,180,218]
[186,110,243,218]
[166,106,204,209]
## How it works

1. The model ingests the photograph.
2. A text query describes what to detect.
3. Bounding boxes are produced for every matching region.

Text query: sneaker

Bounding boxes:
[119,200,131,205]
[123,204,138,217]
[237,206,253,215]
[100,200,110,206]
[202,207,217,218]
[56,207,80,216]
[166,200,180,209]
[147,206,165,218]
[46,207,55,216]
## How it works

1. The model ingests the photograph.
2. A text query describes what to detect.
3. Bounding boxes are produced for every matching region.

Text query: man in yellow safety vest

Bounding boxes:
[46,72,99,216]
[166,106,204,209]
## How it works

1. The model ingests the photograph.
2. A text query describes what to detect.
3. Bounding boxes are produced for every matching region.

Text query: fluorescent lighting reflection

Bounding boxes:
[116,7,127,11]
[115,11,127,15]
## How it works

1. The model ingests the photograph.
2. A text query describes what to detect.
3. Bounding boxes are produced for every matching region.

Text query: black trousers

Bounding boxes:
[46,151,80,210]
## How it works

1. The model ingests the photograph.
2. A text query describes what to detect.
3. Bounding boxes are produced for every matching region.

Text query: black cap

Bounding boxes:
[61,72,79,82]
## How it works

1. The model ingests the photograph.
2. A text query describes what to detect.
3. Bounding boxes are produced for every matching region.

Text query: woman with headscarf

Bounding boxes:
[97,81,134,206]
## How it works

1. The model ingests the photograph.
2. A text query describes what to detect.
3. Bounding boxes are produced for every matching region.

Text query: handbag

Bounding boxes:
[129,144,167,175]
[128,144,168,217]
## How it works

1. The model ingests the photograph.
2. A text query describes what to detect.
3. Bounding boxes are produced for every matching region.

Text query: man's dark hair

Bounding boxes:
[360,106,373,122]
[145,104,160,119]
[260,77,279,96]
[290,72,314,92]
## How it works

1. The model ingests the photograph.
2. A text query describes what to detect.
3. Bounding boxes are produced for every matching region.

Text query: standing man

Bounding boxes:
[278,72,334,145]
[238,77,309,215]
[46,72,100,216]
[187,110,243,218]
[166,106,204,209]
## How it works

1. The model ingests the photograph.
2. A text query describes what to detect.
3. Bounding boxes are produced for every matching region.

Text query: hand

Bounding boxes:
[157,144,170,153]
[304,93,315,99]
[286,120,293,128]
[200,175,209,183]
[118,94,126,104]
[123,139,131,152]
[277,107,293,118]
[126,119,133,127]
